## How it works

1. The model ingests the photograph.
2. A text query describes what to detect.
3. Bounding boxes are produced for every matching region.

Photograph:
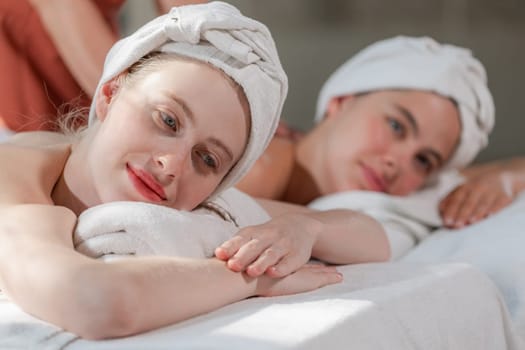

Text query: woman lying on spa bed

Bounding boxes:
[235,36,523,229]
[0,2,405,340]
[9,36,521,268]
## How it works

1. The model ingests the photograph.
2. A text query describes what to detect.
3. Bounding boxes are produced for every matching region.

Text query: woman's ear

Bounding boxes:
[324,95,354,120]
[94,78,121,122]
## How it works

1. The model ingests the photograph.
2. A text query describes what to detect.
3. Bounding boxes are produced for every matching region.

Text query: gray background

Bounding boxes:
[121,0,525,163]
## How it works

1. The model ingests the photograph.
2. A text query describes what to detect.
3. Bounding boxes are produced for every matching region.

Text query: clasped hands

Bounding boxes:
[214,213,342,293]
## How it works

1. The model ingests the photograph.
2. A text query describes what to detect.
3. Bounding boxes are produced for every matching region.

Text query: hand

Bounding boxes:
[255,263,343,297]
[439,172,516,228]
[215,214,320,278]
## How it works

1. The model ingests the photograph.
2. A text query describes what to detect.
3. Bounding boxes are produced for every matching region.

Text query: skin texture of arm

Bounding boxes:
[258,199,390,264]
[0,143,341,339]
[28,0,118,97]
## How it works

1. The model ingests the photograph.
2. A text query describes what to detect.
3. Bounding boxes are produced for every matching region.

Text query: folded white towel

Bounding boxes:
[74,188,270,260]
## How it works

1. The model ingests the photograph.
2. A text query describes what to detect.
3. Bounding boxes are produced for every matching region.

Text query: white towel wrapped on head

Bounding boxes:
[315,36,494,170]
[74,188,270,260]
[88,1,288,198]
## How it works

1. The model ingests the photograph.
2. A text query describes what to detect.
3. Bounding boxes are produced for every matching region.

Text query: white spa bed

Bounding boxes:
[1,194,525,349]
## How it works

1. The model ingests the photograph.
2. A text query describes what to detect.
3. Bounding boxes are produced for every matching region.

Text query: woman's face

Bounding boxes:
[310,90,461,196]
[83,59,249,210]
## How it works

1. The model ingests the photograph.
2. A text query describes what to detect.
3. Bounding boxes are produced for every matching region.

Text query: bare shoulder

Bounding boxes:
[0,142,71,204]
[7,131,71,147]
[235,136,295,199]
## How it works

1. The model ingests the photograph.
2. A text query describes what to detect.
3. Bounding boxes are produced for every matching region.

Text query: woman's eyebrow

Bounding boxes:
[393,103,418,137]
[426,149,444,168]
[209,138,233,162]
[393,103,446,166]
[166,92,195,125]
[162,92,234,162]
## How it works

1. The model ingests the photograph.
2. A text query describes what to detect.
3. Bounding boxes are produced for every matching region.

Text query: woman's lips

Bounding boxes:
[360,164,387,193]
[126,164,167,202]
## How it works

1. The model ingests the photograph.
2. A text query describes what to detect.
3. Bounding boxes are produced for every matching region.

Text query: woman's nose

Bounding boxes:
[382,154,399,180]
[155,150,191,179]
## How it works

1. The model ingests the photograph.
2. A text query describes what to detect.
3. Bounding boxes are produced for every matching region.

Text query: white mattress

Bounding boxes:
[54,263,523,349]
[2,195,525,349]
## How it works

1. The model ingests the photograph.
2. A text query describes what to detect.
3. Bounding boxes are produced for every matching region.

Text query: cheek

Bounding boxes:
[357,119,393,155]
[393,173,426,195]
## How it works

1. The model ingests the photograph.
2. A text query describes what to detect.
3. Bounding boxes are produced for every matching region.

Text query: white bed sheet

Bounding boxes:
[1,261,521,350]
[402,192,525,333]
[2,195,525,349]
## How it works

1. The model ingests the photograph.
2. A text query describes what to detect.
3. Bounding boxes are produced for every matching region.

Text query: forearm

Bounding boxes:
[462,157,525,194]
[257,199,389,264]
[104,256,257,337]
[0,205,259,339]
[462,158,525,179]
[0,205,102,333]
[28,0,117,96]
[308,209,390,264]
[506,157,525,193]
[5,245,258,340]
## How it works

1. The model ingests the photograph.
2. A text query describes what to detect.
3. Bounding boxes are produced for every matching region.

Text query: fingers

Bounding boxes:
[440,187,469,227]
[265,254,307,278]
[452,190,487,227]
[303,265,343,289]
[440,186,514,229]
[218,236,308,278]
[489,196,513,216]
[470,195,512,223]
[245,246,284,277]
[214,234,250,261]
[258,264,343,297]
[226,237,272,273]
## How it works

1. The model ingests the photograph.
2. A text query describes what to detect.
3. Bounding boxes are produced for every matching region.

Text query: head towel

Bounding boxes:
[89,1,287,197]
[315,36,494,169]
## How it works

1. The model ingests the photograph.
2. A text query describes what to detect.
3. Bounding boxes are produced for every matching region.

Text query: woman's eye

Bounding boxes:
[161,112,178,131]
[197,151,218,170]
[388,117,404,136]
[415,154,433,174]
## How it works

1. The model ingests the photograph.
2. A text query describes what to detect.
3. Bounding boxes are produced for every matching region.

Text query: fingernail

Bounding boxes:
[228,259,240,269]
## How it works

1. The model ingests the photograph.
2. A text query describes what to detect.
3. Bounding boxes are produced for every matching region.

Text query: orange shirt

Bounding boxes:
[0,0,124,131]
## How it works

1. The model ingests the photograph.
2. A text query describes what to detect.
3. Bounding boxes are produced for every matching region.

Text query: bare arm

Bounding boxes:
[461,157,525,194]
[0,145,340,339]
[440,157,525,228]
[0,207,340,339]
[216,198,389,278]
[28,0,117,97]
[0,205,257,338]
[259,199,390,264]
